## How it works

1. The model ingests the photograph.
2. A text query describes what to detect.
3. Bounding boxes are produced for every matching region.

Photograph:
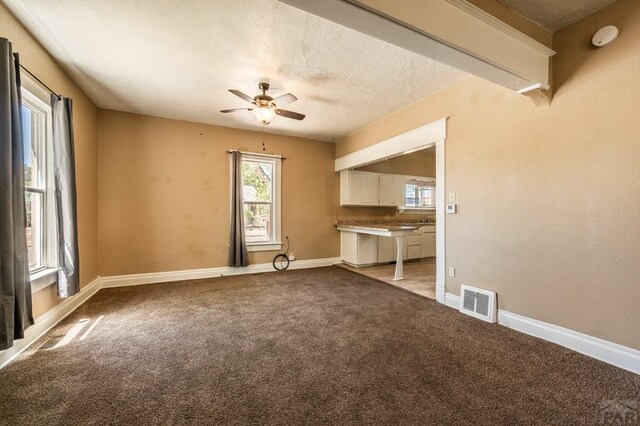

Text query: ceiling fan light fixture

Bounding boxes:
[223,83,304,124]
[252,106,276,125]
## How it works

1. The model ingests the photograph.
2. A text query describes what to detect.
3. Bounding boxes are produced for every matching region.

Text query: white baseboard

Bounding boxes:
[498,310,640,375]
[445,292,460,309]
[100,257,343,288]
[0,278,101,369]
[436,283,446,304]
[444,292,639,374]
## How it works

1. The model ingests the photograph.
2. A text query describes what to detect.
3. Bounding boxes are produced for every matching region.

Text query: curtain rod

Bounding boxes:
[19,64,62,100]
[226,150,286,160]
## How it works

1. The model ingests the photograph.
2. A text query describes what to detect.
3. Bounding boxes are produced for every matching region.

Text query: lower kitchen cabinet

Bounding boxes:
[340,231,379,267]
[407,244,422,260]
[422,229,436,257]
[340,226,436,267]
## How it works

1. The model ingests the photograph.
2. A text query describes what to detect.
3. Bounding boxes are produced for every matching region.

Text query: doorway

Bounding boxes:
[334,118,447,303]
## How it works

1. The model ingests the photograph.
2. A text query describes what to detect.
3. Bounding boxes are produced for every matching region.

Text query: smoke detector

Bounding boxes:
[592,25,619,47]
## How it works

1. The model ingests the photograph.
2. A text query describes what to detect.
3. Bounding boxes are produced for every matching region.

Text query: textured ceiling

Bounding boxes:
[3,0,468,142]
[497,0,618,31]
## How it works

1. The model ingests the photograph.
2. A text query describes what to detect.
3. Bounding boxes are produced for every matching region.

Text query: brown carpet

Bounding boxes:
[0,267,637,425]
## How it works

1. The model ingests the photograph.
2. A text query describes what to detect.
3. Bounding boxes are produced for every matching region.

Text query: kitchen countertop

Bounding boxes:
[336,219,435,227]
[336,223,422,232]
[335,223,435,238]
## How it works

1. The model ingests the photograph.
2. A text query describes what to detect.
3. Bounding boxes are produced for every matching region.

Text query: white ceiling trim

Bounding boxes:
[282,0,555,92]
[334,117,447,171]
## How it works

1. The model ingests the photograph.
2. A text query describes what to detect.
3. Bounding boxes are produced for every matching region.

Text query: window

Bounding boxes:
[405,180,435,208]
[21,88,56,274]
[240,153,282,251]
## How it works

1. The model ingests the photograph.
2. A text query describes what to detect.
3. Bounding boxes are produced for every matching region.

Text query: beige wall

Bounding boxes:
[98,110,339,276]
[1,4,99,318]
[338,0,640,349]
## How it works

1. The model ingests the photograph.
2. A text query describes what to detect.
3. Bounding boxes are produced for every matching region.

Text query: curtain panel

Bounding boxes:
[229,151,249,267]
[51,95,79,297]
[0,38,33,350]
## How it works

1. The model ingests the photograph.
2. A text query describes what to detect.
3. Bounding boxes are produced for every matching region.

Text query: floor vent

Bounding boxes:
[459,285,497,323]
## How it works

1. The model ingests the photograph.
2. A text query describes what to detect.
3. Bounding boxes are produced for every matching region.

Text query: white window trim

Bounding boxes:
[21,88,58,285]
[230,152,283,253]
[30,268,58,293]
[247,243,283,252]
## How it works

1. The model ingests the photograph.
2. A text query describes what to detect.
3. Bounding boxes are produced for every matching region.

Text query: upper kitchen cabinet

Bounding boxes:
[340,170,380,206]
[378,174,405,207]
[340,170,435,208]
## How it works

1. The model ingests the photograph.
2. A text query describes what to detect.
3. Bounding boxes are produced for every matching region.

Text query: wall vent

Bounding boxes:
[459,285,497,323]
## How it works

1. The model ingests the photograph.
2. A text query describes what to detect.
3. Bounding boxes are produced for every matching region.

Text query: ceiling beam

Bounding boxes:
[278,0,555,93]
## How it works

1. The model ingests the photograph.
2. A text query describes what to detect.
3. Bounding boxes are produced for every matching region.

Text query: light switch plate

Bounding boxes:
[446,203,457,214]
[449,192,456,202]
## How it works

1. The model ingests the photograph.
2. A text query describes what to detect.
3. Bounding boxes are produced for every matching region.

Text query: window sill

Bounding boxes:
[30,268,58,294]
[398,206,436,214]
[247,242,283,252]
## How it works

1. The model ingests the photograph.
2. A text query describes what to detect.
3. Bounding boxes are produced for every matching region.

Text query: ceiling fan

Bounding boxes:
[221,82,305,125]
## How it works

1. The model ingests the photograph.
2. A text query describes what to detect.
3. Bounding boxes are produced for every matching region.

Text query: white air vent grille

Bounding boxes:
[459,285,497,323]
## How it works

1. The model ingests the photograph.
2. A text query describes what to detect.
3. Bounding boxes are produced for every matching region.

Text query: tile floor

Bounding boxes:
[337,258,436,299]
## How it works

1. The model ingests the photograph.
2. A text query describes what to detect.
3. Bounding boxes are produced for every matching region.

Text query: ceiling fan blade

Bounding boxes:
[273,93,297,106]
[275,109,305,121]
[220,108,253,113]
[228,89,255,103]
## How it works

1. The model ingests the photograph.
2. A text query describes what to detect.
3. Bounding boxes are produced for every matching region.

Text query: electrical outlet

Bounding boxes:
[289,252,295,261]
[448,267,455,278]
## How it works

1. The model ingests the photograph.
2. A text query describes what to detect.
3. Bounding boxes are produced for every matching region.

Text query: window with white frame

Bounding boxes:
[21,88,56,274]
[239,153,282,251]
[405,179,435,208]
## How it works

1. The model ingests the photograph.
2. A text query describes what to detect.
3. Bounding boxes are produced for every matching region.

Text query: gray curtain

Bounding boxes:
[0,38,33,350]
[228,151,249,267]
[51,95,79,297]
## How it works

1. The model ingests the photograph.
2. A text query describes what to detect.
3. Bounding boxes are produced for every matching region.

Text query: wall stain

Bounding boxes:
[187,243,205,258]
[201,178,213,192]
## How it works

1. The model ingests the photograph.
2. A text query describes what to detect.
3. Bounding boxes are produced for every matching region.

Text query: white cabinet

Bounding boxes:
[406,233,422,260]
[408,245,422,260]
[341,226,435,266]
[378,174,405,207]
[406,235,422,246]
[340,231,379,266]
[340,170,434,209]
[340,171,379,206]
[421,226,436,258]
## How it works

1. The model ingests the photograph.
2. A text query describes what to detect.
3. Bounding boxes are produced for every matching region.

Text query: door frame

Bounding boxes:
[334,118,447,304]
